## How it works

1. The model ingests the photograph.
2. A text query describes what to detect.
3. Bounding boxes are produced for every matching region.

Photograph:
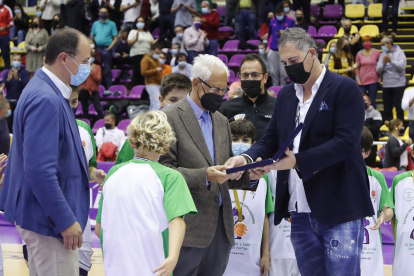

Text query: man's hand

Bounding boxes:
[30,46,37,52]
[370,205,393,230]
[153,256,179,276]
[260,255,270,276]
[383,54,391,64]
[0,27,6,33]
[406,138,413,145]
[37,46,42,52]
[122,52,129,58]
[7,70,13,82]
[200,18,206,23]
[183,3,189,9]
[156,67,163,72]
[356,81,361,85]
[207,165,231,184]
[61,222,83,250]
[94,169,106,189]
[224,156,247,180]
[114,52,121,58]
[258,148,296,172]
[250,157,268,180]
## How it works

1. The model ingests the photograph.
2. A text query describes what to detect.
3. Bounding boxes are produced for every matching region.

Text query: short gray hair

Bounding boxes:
[192,54,229,81]
[0,99,9,111]
[201,1,210,6]
[342,19,351,26]
[278,27,316,52]
[383,36,393,45]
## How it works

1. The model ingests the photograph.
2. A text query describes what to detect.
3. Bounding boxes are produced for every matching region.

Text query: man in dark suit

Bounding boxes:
[159,54,250,276]
[0,28,92,276]
[226,27,374,276]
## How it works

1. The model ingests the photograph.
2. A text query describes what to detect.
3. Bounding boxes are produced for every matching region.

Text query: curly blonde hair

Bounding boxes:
[127,111,176,155]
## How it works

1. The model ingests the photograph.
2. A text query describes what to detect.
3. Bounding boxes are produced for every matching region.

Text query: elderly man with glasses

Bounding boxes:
[220,53,276,141]
[159,54,252,276]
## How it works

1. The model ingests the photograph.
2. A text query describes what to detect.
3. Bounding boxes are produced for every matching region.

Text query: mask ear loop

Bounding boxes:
[304,49,315,74]
[196,78,208,102]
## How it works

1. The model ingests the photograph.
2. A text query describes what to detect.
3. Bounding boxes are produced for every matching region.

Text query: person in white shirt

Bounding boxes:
[172,53,193,78]
[148,0,159,33]
[401,87,414,141]
[96,113,126,153]
[120,0,142,30]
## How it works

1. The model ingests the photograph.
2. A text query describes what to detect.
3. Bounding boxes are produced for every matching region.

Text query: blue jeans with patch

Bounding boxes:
[290,212,364,276]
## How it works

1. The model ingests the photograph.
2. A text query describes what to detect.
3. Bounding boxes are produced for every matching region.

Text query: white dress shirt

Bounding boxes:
[401,87,414,120]
[42,66,72,99]
[289,65,327,213]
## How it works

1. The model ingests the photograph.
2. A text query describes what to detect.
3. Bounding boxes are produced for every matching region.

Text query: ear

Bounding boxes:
[192,77,200,88]
[57,52,69,66]
[159,95,165,108]
[263,73,269,84]
[310,48,318,60]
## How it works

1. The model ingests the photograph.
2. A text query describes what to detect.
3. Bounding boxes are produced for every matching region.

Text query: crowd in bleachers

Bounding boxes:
[1,0,414,169]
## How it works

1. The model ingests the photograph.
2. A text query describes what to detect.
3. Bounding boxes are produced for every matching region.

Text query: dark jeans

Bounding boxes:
[159,14,175,41]
[0,35,10,69]
[112,56,131,68]
[236,9,256,43]
[131,54,145,86]
[293,0,311,22]
[205,39,218,56]
[79,90,104,120]
[187,50,199,65]
[409,120,414,141]
[382,0,400,33]
[6,99,17,133]
[382,86,405,121]
[96,47,113,89]
[43,19,52,35]
[290,212,364,276]
[359,82,379,109]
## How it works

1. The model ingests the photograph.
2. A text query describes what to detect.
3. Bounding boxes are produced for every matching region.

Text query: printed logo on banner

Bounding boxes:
[403,188,414,202]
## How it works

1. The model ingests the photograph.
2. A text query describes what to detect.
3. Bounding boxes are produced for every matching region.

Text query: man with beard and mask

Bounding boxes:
[219,54,275,141]
[363,93,382,167]
[225,27,374,276]
[159,54,251,276]
[341,19,363,59]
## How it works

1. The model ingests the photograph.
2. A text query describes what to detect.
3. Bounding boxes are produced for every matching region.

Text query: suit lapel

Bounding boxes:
[212,111,222,166]
[178,97,214,166]
[300,69,332,144]
[35,70,89,178]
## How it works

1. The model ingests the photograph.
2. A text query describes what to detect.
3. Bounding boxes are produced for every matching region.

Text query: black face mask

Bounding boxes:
[241,80,262,99]
[399,127,405,136]
[296,16,303,22]
[284,50,314,85]
[344,27,351,34]
[343,45,350,52]
[365,103,369,110]
[105,123,112,129]
[32,23,39,28]
[198,82,223,113]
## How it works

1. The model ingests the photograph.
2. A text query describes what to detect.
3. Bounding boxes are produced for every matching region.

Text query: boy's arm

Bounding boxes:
[153,217,185,275]
[391,217,396,240]
[94,222,101,238]
[260,215,270,276]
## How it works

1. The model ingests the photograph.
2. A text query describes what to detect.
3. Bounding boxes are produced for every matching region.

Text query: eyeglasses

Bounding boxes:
[67,53,94,65]
[240,72,265,81]
[198,77,229,95]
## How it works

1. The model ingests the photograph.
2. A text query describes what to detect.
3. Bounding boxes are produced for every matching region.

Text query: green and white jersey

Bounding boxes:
[96,157,197,276]
[115,140,134,165]
[391,171,414,276]
[223,175,274,276]
[76,120,97,167]
[361,167,394,276]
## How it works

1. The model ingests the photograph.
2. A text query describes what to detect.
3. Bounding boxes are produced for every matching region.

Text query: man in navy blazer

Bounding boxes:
[226,28,374,276]
[0,28,92,276]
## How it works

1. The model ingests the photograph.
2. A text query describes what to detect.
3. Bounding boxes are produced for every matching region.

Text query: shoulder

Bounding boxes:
[366,166,385,180]
[3,5,13,14]
[76,119,91,131]
[152,162,183,179]
[393,171,412,186]
[221,96,243,108]
[277,83,295,100]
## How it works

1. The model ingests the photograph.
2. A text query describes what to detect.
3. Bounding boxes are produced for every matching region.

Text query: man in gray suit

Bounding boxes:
[159,54,251,276]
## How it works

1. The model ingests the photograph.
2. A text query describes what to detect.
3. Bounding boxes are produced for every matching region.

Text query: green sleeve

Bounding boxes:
[77,120,98,168]
[153,163,198,222]
[263,174,275,214]
[115,140,135,165]
[376,171,394,213]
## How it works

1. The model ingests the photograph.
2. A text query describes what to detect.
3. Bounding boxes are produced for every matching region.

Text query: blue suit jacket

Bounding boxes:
[245,69,374,226]
[0,69,90,238]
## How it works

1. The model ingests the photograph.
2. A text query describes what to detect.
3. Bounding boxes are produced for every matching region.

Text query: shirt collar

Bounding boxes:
[187,93,208,120]
[42,66,72,99]
[294,64,326,103]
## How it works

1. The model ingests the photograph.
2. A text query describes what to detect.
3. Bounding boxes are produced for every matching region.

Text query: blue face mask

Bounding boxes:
[65,56,91,86]
[159,58,165,65]
[36,11,42,17]
[381,45,389,53]
[176,33,183,39]
[171,49,178,55]
[329,47,336,54]
[232,142,251,156]
[259,49,265,55]
[284,7,290,13]
[6,109,11,117]
[179,61,186,66]
[12,61,21,68]
[152,53,160,59]
[276,15,284,21]
[14,9,21,14]
[136,22,145,29]
[201,7,209,14]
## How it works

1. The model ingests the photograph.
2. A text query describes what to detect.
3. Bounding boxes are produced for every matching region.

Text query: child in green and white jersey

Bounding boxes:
[96,111,197,276]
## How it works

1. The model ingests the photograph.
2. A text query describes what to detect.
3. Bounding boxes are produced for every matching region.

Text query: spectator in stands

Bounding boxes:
[363,93,382,167]
[295,8,309,32]
[376,36,407,121]
[159,52,172,76]
[172,53,193,78]
[120,0,142,30]
[235,0,258,43]
[172,25,187,55]
[341,19,363,58]
[25,17,49,79]
[158,0,175,42]
[292,0,310,22]
[102,0,123,31]
[159,72,191,108]
[195,0,211,14]
[219,54,275,140]
[183,16,209,64]
[327,0,344,7]
[267,4,294,86]
[200,1,219,56]
[65,0,89,36]
[356,36,380,109]
[0,54,29,132]
[10,4,29,45]
[128,16,155,86]
[79,51,104,120]
[283,0,295,20]
[170,43,181,67]
[91,7,118,88]
[328,37,355,79]
[227,80,242,100]
[0,100,10,155]
[384,118,412,171]
[260,12,274,42]
[258,42,274,86]
[382,0,399,36]
[39,0,61,35]
[141,43,163,110]
[324,41,336,66]
[402,87,414,141]
[50,13,67,36]
[147,0,160,33]
[0,1,13,70]
[96,112,126,154]
[171,0,197,28]
[112,29,131,68]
